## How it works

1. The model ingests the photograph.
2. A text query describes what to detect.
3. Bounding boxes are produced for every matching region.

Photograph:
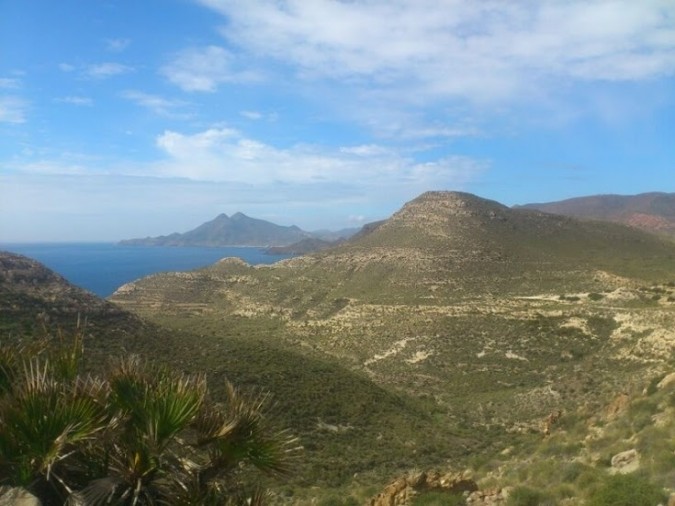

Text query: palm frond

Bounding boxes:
[194,382,299,480]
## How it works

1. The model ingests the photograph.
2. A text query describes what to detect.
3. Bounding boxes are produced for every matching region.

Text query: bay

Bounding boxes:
[0,243,293,298]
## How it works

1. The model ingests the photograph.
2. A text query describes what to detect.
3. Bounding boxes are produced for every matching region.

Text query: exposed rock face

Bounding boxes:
[368,470,477,506]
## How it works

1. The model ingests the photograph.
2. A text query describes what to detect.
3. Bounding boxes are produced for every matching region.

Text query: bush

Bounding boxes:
[413,490,466,506]
[0,330,298,505]
[586,473,666,506]
[507,486,554,506]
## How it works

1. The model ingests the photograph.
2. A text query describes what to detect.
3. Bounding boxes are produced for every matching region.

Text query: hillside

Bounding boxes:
[519,192,675,237]
[120,212,311,247]
[5,189,675,503]
[111,191,675,490]
[0,251,468,494]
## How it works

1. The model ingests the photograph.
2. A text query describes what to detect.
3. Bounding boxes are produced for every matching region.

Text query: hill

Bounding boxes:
[111,191,675,452]
[518,192,675,237]
[5,181,675,503]
[0,250,468,494]
[120,212,311,247]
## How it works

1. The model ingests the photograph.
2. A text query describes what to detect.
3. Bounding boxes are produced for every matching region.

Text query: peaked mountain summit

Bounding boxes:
[120,212,311,247]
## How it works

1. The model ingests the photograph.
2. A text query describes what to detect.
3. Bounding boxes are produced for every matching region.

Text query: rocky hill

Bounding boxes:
[519,192,675,237]
[111,191,675,410]
[109,191,675,502]
[4,183,675,503]
[0,250,470,496]
[120,211,311,247]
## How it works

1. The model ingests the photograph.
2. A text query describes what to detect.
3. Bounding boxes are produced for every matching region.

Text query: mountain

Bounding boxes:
[6,183,675,502]
[110,191,675,500]
[264,237,338,255]
[518,192,675,237]
[119,212,311,247]
[111,190,675,411]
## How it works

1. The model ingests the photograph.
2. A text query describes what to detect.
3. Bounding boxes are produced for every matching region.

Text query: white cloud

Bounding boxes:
[0,78,20,89]
[59,63,76,72]
[240,110,263,120]
[197,0,675,103]
[106,38,131,52]
[154,127,485,191]
[57,96,93,106]
[0,96,27,123]
[339,144,390,157]
[85,62,134,79]
[162,46,261,92]
[121,90,189,117]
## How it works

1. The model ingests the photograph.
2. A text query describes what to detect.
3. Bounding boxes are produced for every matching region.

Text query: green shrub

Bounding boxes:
[0,331,297,505]
[413,490,466,506]
[507,486,554,506]
[586,473,666,506]
[588,292,604,301]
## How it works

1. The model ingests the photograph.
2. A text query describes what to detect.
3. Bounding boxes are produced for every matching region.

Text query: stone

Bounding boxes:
[368,469,478,506]
[610,448,640,474]
[657,372,675,390]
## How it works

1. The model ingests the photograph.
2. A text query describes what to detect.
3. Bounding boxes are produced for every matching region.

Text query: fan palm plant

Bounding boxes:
[0,331,298,505]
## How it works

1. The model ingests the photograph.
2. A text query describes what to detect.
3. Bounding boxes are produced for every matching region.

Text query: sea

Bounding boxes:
[0,243,294,298]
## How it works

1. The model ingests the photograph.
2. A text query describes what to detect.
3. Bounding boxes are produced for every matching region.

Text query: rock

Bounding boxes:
[657,372,675,390]
[667,492,675,506]
[610,448,640,474]
[369,469,478,506]
[0,487,41,506]
[466,487,511,505]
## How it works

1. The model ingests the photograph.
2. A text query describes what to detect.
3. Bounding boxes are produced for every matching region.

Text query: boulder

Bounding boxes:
[657,372,675,390]
[610,448,640,474]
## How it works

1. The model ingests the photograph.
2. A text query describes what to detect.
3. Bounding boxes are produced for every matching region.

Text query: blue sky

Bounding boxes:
[1,0,674,242]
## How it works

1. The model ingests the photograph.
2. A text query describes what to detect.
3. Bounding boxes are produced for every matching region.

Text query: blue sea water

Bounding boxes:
[0,243,293,298]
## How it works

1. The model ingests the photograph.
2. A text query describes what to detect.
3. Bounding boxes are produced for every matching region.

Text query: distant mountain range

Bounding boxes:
[519,192,675,237]
[120,212,358,248]
[122,192,675,250]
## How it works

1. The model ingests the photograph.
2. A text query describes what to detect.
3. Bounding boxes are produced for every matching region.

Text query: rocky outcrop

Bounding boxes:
[368,470,477,506]
[466,488,511,505]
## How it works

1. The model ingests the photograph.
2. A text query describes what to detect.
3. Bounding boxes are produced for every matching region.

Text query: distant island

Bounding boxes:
[120,212,358,248]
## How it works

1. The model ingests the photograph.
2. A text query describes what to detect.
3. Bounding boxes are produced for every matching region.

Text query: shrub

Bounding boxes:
[413,490,466,506]
[0,330,298,505]
[588,292,604,301]
[586,473,666,506]
[507,486,554,506]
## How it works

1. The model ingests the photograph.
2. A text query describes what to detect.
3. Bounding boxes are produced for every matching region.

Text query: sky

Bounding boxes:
[1,0,674,242]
